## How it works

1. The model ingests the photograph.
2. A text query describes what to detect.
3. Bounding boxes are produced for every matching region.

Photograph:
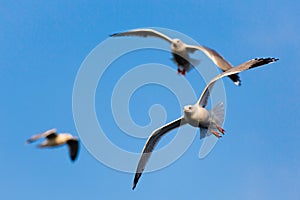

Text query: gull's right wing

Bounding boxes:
[132,117,187,190]
[26,128,57,144]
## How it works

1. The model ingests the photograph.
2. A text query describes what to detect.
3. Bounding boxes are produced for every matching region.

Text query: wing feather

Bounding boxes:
[186,45,241,85]
[132,117,187,190]
[26,128,57,144]
[67,139,79,161]
[197,58,279,107]
[110,28,173,44]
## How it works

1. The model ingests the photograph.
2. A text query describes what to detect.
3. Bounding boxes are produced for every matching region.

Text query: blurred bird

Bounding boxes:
[26,128,79,162]
[132,58,278,190]
[110,28,241,85]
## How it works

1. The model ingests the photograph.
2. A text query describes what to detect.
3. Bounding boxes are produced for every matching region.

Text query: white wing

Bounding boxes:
[132,117,187,190]
[197,58,279,107]
[110,28,173,44]
[186,45,241,85]
[26,128,57,144]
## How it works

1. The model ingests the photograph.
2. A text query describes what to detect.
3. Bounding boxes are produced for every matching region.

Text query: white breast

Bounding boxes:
[184,106,210,128]
[46,134,71,147]
[171,41,188,57]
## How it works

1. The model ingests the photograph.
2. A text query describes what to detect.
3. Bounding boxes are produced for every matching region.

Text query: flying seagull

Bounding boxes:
[110,28,240,85]
[132,57,278,190]
[26,128,79,162]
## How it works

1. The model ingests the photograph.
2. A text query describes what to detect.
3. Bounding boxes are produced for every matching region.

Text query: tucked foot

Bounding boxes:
[210,130,221,138]
[177,68,186,76]
[177,68,182,74]
[181,69,186,76]
[217,126,225,134]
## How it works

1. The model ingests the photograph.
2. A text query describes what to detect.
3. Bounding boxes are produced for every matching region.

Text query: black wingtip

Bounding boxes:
[69,152,78,162]
[67,139,79,162]
[228,74,241,86]
[235,81,241,86]
[109,33,119,37]
[132,180,137,190]
[250,57,279,69]
[70,156,77,162]
[132,173,141,190]
[254,57,279,62]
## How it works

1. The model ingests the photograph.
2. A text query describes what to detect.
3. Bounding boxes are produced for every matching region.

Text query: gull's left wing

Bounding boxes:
[197,57,279,107]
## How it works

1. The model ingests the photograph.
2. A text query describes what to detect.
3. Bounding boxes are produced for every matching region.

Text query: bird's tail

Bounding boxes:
[209,102,225,130]
[189,57,201,67]
[185,57,201,72]
[37,142,47,148]
[200,102,225,139]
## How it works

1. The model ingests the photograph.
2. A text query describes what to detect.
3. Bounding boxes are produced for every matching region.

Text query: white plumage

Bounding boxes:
[132,58,278,190]
[26,128,79,162]
[110,28,241,85]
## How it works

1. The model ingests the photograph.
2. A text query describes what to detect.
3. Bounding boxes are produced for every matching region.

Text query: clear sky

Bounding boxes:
[1,1,299,199]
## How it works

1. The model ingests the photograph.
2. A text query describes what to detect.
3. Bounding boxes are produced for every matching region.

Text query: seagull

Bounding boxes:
[26,128,79,162]
[110,28,240,85]
[132,57,278,190]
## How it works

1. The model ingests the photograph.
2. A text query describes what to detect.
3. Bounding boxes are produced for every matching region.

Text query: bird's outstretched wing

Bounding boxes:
[197,58,279,107]
[26,128,57,144]
[132,117,187,190]
[186,44,241,86]
[110,28,173,44]
[66,139,79,161]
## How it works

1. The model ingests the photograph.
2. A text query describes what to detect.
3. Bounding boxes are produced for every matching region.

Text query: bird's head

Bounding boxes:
[172,39,184,49]
[183,105,196,115]
[183,105,198,122]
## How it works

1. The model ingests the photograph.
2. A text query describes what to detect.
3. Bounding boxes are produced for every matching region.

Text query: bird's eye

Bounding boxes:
[189,106,192,110]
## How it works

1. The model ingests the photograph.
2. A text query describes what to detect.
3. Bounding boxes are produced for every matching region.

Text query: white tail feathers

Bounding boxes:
[189,57,201,67]
[199,102,225,139]
[200,127,208,139]
[209,102,225,129]
[38,143,47,148]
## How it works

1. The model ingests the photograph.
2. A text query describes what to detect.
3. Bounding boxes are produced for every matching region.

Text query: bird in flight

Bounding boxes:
[132,57,278,190]
[26,128,79,162]
[110,28,241,85]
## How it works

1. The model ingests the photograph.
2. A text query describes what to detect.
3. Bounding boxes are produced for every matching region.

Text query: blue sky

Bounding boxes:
[1,1,299,199]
